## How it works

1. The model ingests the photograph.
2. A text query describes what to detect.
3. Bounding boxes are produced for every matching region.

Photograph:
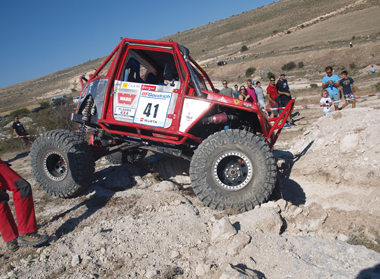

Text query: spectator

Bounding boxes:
[322,66,340,111]
[349,42,353,48]
[0,157,49,251]
[339,70,358,110]
[246,79,257,104]
[320,90,332,116]
[233,84,239,98]
[276,73,293,125]
[370,65,375,74]
[255,81,266,109]
[267,76,287,125]
[12,115,30,148]
[238,86,250,101]
[219,80,234,97]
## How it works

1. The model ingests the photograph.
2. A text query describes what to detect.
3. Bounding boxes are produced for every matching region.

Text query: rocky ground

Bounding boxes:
[1,98,380,278]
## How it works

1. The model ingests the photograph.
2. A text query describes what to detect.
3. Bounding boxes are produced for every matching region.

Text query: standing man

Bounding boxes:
[322,66,340,111]
[246,79,257,104]
[12,116,30,148]
[255,81,266,109]
[267,76,282,118]
[0,157,49,251]
[219,80,234,97]
[276,73,293,125]
[370,65,375,74]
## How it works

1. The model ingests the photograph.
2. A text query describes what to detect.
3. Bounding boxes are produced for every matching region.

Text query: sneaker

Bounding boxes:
[18,233,49,247]
[6,239,18,252]
[283,123,292,128]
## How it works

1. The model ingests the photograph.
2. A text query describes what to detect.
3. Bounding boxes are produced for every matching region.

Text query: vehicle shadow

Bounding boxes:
[272,140,314,206]
[47,163,143,238]
[356,263,380,279]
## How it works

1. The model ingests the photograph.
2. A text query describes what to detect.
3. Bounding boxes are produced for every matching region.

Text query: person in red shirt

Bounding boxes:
[0,157,48,251]
[266,76,281,117]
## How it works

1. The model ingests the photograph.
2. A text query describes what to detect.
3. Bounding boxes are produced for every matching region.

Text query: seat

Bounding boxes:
[123,57,144,83]
[145,72,158,85]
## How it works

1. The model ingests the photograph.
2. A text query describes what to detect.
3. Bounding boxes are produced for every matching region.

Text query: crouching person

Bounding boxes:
[0,157,48,251]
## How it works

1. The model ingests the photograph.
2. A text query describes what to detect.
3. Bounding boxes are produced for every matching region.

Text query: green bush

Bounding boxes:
[246,67,256,77]
[39,101,50,108]
[298,62,304,68]
[34,105,79,132]
[241,45,248,52]
[349,62,356,69]
[374,81,380,92]
[10,108,29,118]
[282,61,296,71]
[310,84,318,89]
[267,72,275,79]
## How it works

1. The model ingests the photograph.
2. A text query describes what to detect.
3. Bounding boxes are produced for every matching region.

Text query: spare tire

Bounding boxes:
[30,129,95,198]
[105,149,147,164]
[190,129,277,211]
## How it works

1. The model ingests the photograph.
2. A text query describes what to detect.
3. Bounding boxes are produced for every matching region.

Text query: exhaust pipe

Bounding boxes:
[202,113,239,124]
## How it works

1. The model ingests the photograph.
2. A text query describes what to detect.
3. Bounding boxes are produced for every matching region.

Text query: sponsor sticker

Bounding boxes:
[118,93,136,105]
[141,85,156,91]
[234,99,242,105]
[243,102,253,108]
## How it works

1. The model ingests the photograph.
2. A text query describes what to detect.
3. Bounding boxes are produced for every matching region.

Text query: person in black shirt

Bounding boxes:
[276,73,293,126]
[12,116,30,148]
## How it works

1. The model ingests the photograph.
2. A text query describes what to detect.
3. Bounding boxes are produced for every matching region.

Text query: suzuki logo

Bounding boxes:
[118,93,136,105]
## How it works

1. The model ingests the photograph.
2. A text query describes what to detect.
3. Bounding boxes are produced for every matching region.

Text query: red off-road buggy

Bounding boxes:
[30,38,294,211]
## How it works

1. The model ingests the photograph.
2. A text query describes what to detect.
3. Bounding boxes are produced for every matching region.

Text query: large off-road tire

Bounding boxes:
[189,129,277,211]
[105,149,147,164]
[30,129,95,198]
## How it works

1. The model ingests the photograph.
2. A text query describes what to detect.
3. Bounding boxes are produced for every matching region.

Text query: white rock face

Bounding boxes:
[340,133,359,154]
[211,217,238,242]
[230,207,283,234]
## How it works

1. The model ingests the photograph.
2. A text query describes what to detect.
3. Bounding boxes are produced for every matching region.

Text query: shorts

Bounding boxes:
[324,110,331,116]
[330,94,339,106]
[280,96,291,106]
[344,93,355,102]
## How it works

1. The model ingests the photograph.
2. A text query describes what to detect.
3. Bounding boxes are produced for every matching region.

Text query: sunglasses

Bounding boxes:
[270,80,275,82]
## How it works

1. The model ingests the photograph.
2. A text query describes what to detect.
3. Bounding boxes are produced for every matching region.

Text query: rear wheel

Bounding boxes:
[30,130,95,198]
[190,129,277,211]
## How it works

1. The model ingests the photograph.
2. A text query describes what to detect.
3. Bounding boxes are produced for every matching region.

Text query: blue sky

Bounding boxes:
[0,0,277,89]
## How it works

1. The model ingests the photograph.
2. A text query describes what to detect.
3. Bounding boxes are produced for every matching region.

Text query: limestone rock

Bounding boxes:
[339,134,359,154]
[228,232,251,256]
[150,181,178,192]
[211,217,237,242]
[230,207,283,234]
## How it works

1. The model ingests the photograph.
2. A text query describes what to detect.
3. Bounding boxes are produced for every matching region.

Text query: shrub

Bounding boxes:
[10,108,29,118]
[310,84,318,89]
[34,105,79,132]
[241,45,248,52]
[298,62,305,68]
[267,72,275,79]
[375,81,380,92]
[282,61,296,71]
[246,67,256,77]
[39,101,50,108]
[349,62,356,69]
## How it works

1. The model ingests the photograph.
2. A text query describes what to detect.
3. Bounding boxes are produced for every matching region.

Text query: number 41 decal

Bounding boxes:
[143,103,159,118]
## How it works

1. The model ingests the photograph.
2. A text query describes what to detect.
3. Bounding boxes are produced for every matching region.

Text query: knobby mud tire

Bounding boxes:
[30,129,95,198]
[105,149,148,165]
[189,129,277,211]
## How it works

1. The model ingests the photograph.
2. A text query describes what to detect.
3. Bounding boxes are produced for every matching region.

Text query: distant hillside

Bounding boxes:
[160,0,376,62]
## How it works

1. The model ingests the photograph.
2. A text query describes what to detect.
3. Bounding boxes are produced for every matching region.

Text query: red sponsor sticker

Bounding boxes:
[141,85,156,91]
[118,93,136,105]
[140,118,144,122]
[141,91,149,96]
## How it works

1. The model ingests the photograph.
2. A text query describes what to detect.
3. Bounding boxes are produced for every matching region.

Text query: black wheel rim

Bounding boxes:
[43,151,68,181]
[212,151,253,191]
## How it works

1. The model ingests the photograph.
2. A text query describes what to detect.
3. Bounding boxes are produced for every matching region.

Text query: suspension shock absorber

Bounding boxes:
[80,95,94,138]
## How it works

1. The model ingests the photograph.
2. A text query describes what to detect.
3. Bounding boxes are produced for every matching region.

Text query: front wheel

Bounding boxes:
[189,129,277,211]
[30,130,95,198]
